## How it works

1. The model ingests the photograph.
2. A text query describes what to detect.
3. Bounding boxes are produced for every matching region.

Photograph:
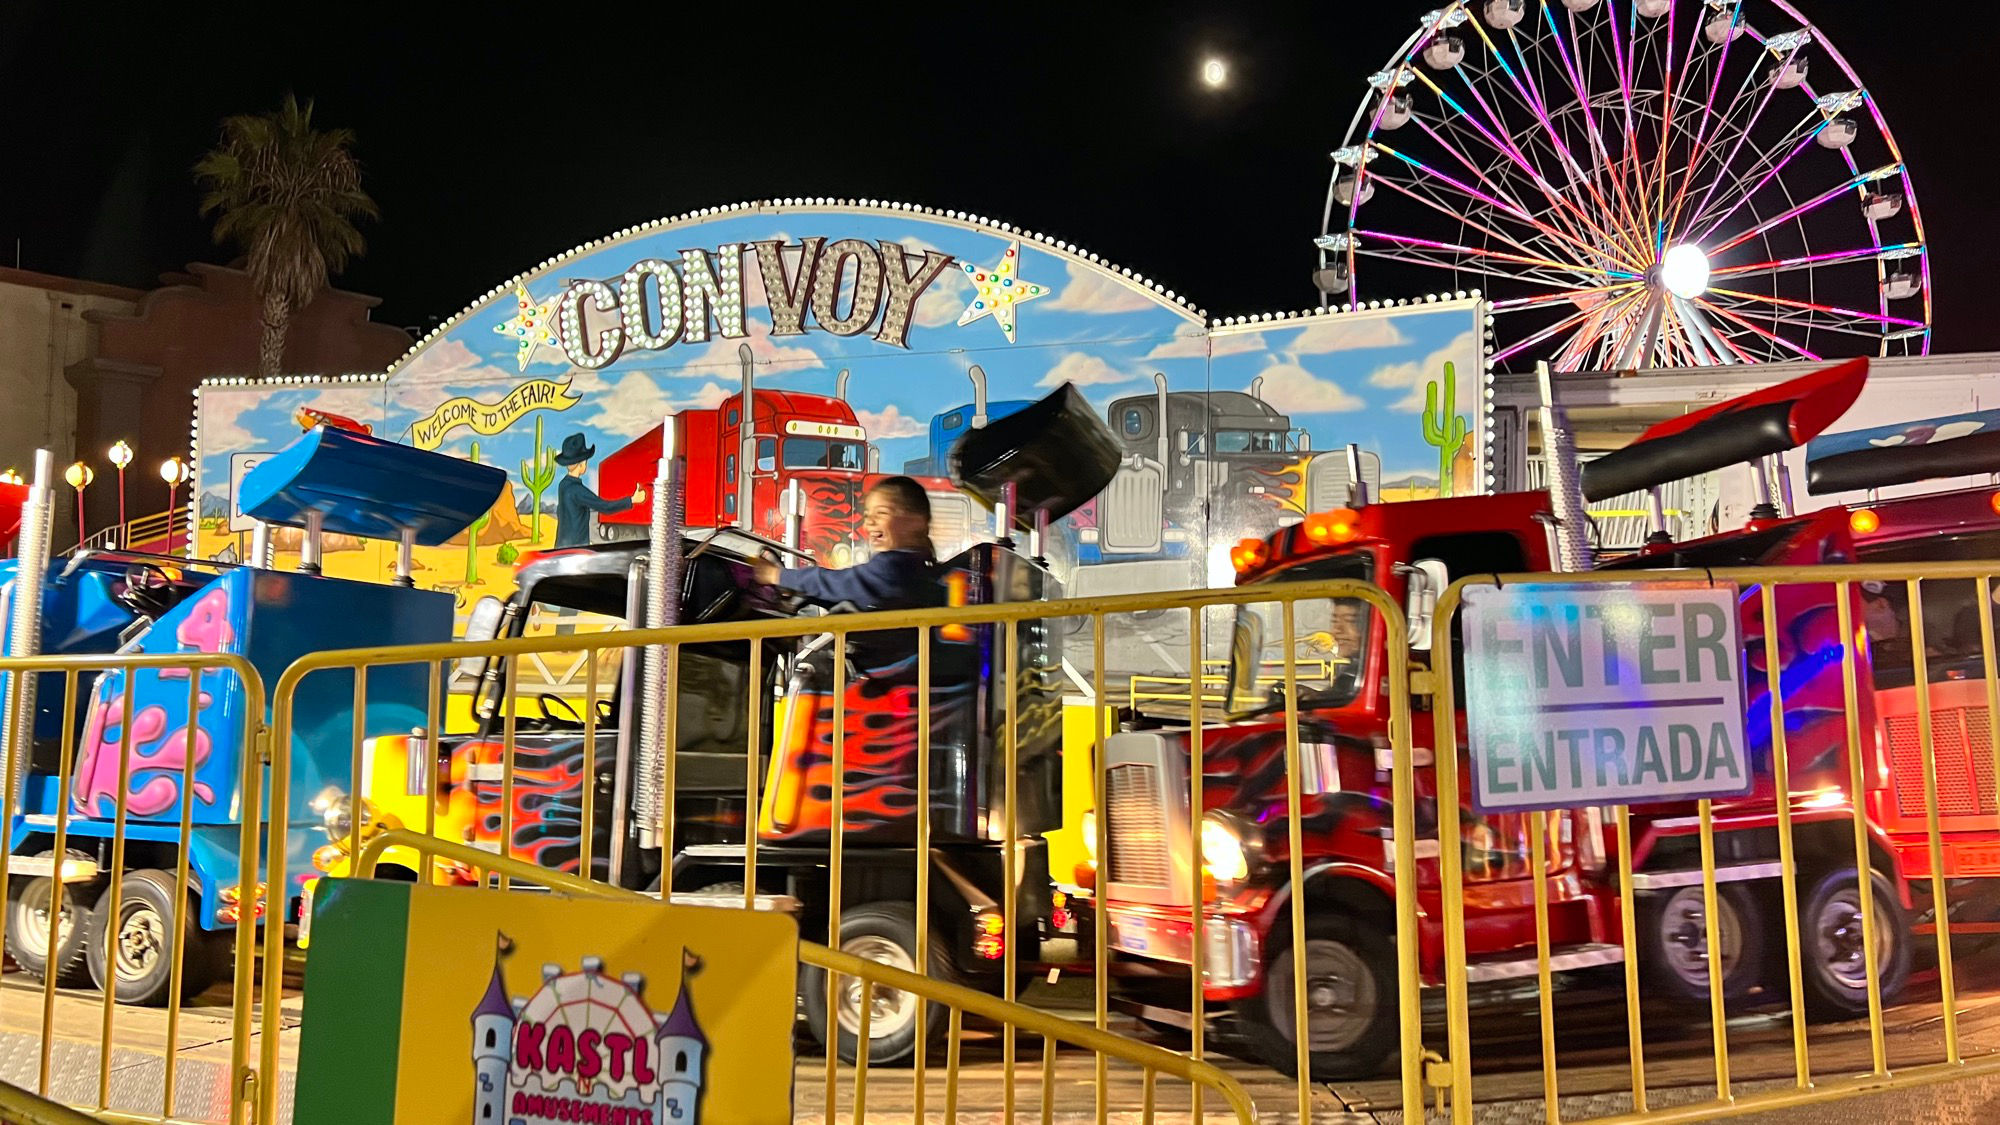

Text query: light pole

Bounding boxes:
[160,457,189,546]
[108,440,133,547]
[64,462,93,548]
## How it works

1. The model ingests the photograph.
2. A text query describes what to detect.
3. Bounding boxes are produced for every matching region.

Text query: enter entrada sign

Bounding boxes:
[1461,582,1753,813]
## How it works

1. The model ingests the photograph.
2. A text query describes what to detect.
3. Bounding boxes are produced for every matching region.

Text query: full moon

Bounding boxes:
[1201,58,1227,88]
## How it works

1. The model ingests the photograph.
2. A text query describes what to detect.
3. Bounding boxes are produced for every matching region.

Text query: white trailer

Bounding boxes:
[1485,353,2000,548]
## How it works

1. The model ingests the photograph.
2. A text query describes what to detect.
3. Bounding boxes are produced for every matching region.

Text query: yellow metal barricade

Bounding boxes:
[0,1080,118,1125]
[0,652,264,1125]
[1417,560,2000,1125]
[265,580,1412,1125]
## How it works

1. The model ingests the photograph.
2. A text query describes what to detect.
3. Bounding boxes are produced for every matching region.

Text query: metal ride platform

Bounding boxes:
[7,970,2000,1124]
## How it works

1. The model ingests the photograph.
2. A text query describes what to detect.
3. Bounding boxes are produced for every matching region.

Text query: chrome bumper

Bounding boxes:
[1103,905,1259,990]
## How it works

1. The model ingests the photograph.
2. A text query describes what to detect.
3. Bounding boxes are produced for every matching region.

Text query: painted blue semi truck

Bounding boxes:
[1,424,503,1004]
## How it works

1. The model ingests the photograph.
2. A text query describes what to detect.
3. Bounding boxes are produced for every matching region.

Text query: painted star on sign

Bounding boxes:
[494,286,560,370]
[956,241,1048,343]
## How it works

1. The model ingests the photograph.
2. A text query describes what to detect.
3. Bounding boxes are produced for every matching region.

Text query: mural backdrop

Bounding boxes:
[192,202,1484,669]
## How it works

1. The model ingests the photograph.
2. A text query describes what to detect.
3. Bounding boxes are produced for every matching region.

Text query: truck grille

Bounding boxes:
[1888,707,1996,819]
[1099,462,1166,555]
[928,496,972,556]
[1106,763,1170,887]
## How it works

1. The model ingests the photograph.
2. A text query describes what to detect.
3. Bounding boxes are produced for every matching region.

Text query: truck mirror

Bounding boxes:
[1399,559,1449,650]
[1176,429,1193,466]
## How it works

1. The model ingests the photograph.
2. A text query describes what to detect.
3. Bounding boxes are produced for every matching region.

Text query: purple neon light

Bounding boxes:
[1542,0,1645,241]
[1660,2,1756,245]
[1486,23,1639,257]
[1685,125,1826,247]
[1709,168,1885,255]
[1695,298,1823,361]
[1707,286,1924,329]
[1402,119,1609,264]
[1416,64,1632,255]
[1710,242,1921,278]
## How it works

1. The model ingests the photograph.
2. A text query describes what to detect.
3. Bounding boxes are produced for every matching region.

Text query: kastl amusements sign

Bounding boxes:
[1462,582,1752,812]
[295,879,796,1125]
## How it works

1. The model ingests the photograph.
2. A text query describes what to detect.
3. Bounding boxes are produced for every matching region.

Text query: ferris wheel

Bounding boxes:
[1315,0,1930,371]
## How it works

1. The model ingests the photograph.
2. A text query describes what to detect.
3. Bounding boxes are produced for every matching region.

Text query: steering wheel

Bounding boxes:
[535,693,590,731]
[114,564,178,620]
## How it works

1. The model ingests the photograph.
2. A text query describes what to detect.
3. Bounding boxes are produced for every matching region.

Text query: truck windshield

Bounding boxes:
[1854,528,2000,687]
[1227,551,1375,713]
[784,439,864,471]
[1190,429,1293,455]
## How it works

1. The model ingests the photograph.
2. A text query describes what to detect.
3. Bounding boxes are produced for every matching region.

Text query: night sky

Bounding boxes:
[3,2,1993,351]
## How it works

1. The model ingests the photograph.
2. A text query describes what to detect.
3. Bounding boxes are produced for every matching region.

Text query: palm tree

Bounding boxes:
[194,94,378,377]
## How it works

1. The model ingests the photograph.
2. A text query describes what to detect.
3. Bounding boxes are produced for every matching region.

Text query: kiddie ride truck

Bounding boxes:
[302,384,1120,1065]
[0,428,504,1004]
[1083,356,2000,1078]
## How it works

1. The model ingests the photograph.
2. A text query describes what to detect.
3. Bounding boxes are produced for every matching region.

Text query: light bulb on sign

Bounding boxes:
[1659,244,1711,300]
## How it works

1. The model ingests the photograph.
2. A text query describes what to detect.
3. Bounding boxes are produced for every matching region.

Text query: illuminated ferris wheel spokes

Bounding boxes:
[1317,0,1930,370]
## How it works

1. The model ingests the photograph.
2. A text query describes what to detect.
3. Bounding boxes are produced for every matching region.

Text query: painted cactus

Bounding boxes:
[465,441,491,585]
[519,415,557,541]
[1421,361,1470,499]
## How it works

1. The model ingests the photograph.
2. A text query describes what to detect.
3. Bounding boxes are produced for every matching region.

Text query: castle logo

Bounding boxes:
[472,934,709,1125]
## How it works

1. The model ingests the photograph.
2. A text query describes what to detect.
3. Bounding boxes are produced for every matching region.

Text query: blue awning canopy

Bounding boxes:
[238,427,507,546]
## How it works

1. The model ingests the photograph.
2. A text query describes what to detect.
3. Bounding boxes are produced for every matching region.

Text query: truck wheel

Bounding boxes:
[85,870,225,1006]
[5,854,100,986]
[1246,914,1397,1081]
[1638,883,1765,1006]
[1798,866,1910,1021]
[801,902,949,1066]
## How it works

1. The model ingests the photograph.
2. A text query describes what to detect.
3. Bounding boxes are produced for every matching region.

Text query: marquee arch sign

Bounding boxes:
[195,199,1485,609]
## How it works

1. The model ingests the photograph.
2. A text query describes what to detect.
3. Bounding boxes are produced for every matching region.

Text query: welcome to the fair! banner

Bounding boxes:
[295,880,797,1125]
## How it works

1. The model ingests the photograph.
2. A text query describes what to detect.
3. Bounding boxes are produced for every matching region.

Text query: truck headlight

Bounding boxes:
[310,786,377,846]
[1080,810,1098,864]
[1200,812,1254,886]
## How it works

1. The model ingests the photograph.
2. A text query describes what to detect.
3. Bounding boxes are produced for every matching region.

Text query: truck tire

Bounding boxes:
[5,854,100,987]
[1245,913,1397,1081]
[1638,883,1765,1007]
[801,902,950,1066]
[1797,866,1910,1021]
[85,870,225,1006]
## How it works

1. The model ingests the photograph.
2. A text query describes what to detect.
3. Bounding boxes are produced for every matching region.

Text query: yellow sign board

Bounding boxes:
[296,880,796,1125]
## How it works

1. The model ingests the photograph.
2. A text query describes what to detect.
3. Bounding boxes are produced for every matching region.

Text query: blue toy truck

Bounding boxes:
[1,425,502,1004]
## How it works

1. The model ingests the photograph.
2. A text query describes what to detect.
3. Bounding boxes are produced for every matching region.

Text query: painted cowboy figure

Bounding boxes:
[552,433,643,548]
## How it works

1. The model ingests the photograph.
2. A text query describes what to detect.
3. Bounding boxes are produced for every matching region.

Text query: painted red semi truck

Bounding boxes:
[596,382,983,564]
[1084,357,2000,1078]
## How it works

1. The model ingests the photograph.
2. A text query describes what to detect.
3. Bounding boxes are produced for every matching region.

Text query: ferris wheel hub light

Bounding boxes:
[1659,244,1711,300]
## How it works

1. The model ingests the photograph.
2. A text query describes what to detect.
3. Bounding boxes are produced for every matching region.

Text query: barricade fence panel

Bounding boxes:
[21,564,2000,1125]
[266,580,1411,1125]
[0,652,264,1125]
[1423,560,2000,1125]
